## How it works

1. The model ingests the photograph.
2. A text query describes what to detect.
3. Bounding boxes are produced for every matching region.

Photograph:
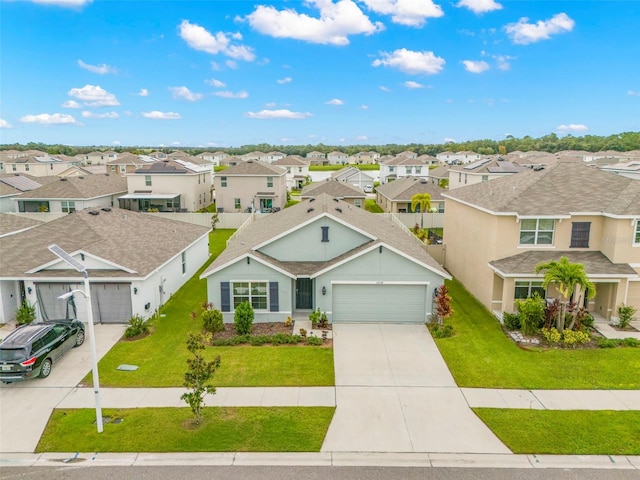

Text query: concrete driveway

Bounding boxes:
[0,324,124,453]
[322,324,510,454]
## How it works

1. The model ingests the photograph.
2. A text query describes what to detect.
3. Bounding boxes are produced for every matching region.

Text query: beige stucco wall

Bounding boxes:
[127,172,212,211]
[7,162,74,176]
[214,173,287,212]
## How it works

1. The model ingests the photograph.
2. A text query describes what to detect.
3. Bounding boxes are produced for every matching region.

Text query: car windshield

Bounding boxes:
[0,348,27,362]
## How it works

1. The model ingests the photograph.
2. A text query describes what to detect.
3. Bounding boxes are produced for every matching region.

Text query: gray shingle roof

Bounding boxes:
[443,161,640,216]
[376,176,445,201]
[272,155,308,166]
[0,208,210,279]
[382,156,429,166]
[490,251,637,276]
[220,160,286,176]
[16,174,127,200]
[0,213,43,237]
[300,181,365,198]
[202,193,449,278]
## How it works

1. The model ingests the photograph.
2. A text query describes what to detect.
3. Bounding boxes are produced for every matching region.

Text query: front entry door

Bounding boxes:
[296,278,313,309]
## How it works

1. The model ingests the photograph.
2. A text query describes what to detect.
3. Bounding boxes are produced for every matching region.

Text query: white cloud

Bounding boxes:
[20,113,78,125]
[68,84,119,106]
[556,123,588,133]
[403,80,424,89]
[493,54,514,71]
[169,86,204,102]
[355,135,368,141]
[62,100,82,109]
[359,0,443,27]
[325,98,344,105]
[0,119,12,129]
[457,0,502,14]
[245,109,312,119]
[112,140,121,145]
[379,86,391,92]
[505,13,574,45]
[277,77,292,84]
[172,141,181,146]
[213,90,249,99]
[244,0,383,46]
[206,78,226,88]
[443,137,456,143]
[628,90,640,96]
[225,60,238,69]
[134,88,149,96]
[142,111,182,120]
[372,48,445,75]
[30,0,92,7]
[81,111,119,119]
[77,59,117,75]
[462,60,490,73]
[178,20,255,61]
[361,105,369,109]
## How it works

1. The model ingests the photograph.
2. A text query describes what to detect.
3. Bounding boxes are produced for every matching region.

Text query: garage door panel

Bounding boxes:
[333,284,427,323]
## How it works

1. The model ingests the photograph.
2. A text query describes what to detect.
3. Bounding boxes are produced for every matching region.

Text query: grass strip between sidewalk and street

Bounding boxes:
[85,229,335,388]
[434,279,640,389]
[474,409,640,455]
[37,407,335,453]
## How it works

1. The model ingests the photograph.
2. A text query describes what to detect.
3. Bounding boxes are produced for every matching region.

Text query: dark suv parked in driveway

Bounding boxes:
[0,320,85,383]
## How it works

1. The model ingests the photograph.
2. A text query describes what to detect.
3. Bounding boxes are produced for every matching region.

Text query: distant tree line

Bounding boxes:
[2,131,639,157]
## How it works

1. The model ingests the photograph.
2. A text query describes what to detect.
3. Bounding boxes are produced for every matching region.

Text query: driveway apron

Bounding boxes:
[321,324,510,454]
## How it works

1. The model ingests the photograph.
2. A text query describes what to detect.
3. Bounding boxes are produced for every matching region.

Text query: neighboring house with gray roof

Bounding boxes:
[327,151,348,165]
[0,208,210,325]
[214,160,287,213]
[106,152,153,176]
[0,213,42,238]
[120,159,212,212]
[380,155,430,184]
[300,180,366,207]
[4,155,81,177]
[599,160,640,180]
[448,158,528,190]
[13,174,127,213]
[436,151,481,165]
[201,194,450,324]
[442,161,640,320]
[272,155,310,189]
[330,166,375,189]
[375,176,445,213]
[78,151,118,165]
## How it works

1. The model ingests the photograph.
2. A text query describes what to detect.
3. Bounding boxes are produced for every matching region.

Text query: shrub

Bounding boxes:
[309,308,321,328]
[618,304,637,329]
[249,335,270,346]
[284,316,292,327]
[428,323,454,338]
[306,336,323,346]
[541,327,561,345]
[299,328,307,338]
[202,308,224,334]
[434,285,454,324]
[318,312,329,329]
[515,293,545,336]
[502,312,521,331]
[575,309,594,331]
[596,337,621,348]
[124,314,150,338]
[15,301,36,326]
[622,337,640,347]
[234,301,254,335]
[562,330,591,347]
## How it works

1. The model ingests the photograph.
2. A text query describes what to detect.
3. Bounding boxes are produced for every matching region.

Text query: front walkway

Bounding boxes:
[321,324,510,454]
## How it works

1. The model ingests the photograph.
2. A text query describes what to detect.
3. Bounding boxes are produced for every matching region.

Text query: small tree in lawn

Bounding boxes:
[181,332,221,425]
[434,284,454,325]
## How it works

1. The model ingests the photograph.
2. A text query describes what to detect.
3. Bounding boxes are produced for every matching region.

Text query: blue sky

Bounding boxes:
[1,0,638,148]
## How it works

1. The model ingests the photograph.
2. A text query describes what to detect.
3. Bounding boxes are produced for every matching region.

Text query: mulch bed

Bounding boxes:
[210,322,333,346]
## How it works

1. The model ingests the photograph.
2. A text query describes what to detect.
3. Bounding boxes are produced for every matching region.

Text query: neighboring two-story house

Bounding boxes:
[442,162,640,320]
[351,151,381,165]
[107,153,154,176]
[80,151,118,165]
[436,151,481,165]
[327,151,349,165]
[201,194,451,324]
[120,160,212,212]
[4,156,81,176]
[448,158,529,190]
[380,156,430,184]
[272,155,310,189]
[214,160,287,213]
[13,174,127,213]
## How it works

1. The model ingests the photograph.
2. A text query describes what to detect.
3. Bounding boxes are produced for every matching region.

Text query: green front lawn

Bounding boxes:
[37,407,335,452]
[365,199,383,213]
[435,279,640,389]
[89,228,335,388]
[474,409,640,455]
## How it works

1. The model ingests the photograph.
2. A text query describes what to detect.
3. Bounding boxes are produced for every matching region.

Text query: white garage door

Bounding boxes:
[332,284,427,323]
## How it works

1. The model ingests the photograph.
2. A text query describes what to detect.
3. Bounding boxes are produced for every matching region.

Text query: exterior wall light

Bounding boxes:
[322,286,327,295]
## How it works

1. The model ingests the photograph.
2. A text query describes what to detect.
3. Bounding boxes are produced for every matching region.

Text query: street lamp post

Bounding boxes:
[48,244,103,433]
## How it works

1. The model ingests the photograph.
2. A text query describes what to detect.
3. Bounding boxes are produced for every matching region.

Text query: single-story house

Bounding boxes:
[300,180,366,208]
[201,194,451,324]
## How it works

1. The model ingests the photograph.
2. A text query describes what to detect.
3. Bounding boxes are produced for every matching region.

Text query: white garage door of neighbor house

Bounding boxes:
[332,284,427,323]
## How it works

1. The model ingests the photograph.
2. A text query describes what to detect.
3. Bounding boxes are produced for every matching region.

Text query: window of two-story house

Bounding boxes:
[405,167,412,174]
[570,222,591,248]
[437,203,444,213]
[232,281,267,309]
[234,198,241,209]
[514,281,545,300]
[61,201,76,213]
[415,166,422,174]
[286,167,291,174]
[220,177,227,187]
[298,167,303,173]
[181,251,186,274]
[267,177,273,188]
[519,219,554,245]
[389,167,395,173]
[110,166,116,172]
[481,175,489,182]
[635,220,640,245]
[25,164,30,171]
[145,175,152,187]
[120,166,126,173]
[12,165,16,172]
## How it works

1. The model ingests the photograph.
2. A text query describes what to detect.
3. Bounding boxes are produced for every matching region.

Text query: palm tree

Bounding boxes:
[410,193,432,229]
[534,256,596,332]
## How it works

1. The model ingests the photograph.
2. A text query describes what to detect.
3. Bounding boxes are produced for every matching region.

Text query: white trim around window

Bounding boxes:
[634,219,640,246]
[232,281,269,310]
[519,218,555,246]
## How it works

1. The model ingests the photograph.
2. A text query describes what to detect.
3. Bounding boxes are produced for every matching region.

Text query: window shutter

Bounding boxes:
[570,222,591,248]
[220,282,230,312]
[269,282,279,312]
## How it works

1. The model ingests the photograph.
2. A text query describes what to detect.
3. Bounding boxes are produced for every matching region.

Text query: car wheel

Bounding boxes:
[39,358,52,378]
[74,330,85,347]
